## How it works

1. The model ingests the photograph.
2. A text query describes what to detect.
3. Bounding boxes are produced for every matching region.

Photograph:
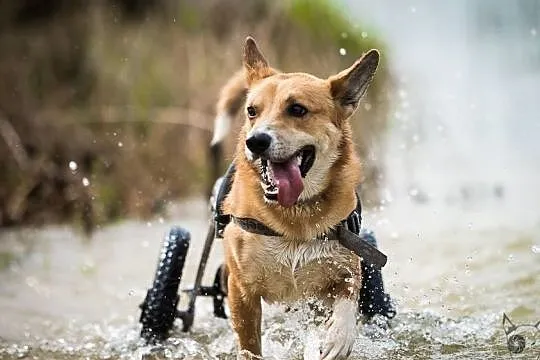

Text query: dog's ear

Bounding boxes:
[243,37,274,86]
[329,49,379,119]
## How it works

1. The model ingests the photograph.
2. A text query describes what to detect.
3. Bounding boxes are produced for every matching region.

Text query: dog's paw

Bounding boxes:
[320,299,357,360]
[237,349,263,360]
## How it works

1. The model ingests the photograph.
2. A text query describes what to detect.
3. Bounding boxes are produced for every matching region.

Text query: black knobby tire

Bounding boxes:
[139,227,191,342]
[357,229,396,320]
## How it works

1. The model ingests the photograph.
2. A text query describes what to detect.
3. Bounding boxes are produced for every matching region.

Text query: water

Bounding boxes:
[1,1,540,359]
[0,194,538,359]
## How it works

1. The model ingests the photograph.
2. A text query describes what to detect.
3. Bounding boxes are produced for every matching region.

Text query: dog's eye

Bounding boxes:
[287,103,308,118]
[247,106,257,118]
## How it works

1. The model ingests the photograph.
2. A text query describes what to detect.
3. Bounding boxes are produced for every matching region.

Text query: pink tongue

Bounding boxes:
[270,160,304,207]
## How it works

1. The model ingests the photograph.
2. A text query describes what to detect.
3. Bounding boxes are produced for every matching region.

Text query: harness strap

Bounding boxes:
[213,162,387,270]
[336,226,387,270]
[231,214,387,270]
[233,217,282,237]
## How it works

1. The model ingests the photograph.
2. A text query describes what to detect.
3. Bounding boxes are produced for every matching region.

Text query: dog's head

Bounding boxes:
[240,37,379,208]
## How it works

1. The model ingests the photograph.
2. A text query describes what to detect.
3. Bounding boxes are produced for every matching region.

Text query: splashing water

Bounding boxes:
[1,1,540,359]
[0,194,538,359]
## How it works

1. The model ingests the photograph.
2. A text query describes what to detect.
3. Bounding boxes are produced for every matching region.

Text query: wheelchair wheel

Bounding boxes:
[139,227,190,342]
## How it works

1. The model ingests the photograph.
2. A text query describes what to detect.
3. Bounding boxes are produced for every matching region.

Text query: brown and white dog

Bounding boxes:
[215,37,380,360]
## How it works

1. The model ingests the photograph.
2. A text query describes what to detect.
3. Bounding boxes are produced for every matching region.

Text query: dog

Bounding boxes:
[215,36,380,359]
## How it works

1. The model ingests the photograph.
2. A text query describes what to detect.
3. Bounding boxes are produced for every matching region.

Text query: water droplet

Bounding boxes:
[118,141,123,147]
[128,289,135,296]
[408,188,419,197]
[68,161,78,171]
[531,245,539,254]
[341,32,348,38]
[361,31,368,39]
[339,48,347,56]
[82,177,90,187]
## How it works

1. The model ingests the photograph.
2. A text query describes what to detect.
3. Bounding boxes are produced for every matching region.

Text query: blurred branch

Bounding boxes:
[42,106,215,133]
[0,114,30,171]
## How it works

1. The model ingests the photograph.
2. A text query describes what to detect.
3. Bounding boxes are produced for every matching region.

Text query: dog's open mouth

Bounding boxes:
[259,145,315,207]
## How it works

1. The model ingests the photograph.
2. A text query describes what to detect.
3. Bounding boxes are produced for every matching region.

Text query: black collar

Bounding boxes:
[231,214,387,270]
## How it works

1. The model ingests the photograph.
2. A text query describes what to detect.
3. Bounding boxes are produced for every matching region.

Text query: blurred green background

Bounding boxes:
[0,0,392,233]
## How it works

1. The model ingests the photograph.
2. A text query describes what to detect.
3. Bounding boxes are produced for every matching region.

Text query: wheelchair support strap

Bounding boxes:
[336,226,387,270]
[232,214,387,270]
[213,162,387,270]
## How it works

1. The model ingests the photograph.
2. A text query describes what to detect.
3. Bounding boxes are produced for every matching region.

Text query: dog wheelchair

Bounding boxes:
[138,163,396,343]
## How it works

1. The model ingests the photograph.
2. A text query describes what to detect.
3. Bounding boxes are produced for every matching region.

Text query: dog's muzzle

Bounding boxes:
[245,131,316,207]
[245,132,272,157]
[257,145,315,207]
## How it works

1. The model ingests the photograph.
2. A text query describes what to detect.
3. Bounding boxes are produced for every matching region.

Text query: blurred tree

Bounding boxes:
[0,0,392,232]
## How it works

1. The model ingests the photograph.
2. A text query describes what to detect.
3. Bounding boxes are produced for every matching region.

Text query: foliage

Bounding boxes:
[0,0,392,232]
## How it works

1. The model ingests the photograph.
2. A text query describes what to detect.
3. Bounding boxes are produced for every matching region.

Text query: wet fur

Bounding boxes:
[217,37,379,359]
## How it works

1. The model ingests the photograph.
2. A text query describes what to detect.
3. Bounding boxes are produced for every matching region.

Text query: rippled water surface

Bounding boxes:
[0,196,538,359]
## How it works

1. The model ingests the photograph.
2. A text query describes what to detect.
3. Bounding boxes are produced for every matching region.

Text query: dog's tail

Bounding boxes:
[210,70,247,146]
[208,70,247,196]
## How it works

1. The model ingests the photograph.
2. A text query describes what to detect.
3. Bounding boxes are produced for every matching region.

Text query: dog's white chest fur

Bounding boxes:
[264,236,342,271]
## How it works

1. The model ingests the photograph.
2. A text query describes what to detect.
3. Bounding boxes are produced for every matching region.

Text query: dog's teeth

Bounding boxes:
[296,155,302,166]
[267,166,276,185]
[260,163,271,184]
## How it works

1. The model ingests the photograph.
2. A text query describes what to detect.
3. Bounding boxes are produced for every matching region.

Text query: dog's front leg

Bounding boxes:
[228,277,262,359]
[321,298,358,359]
[321,291,359,359]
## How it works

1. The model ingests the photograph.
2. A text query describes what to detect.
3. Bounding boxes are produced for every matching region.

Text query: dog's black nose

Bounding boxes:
[246,132,272,155]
